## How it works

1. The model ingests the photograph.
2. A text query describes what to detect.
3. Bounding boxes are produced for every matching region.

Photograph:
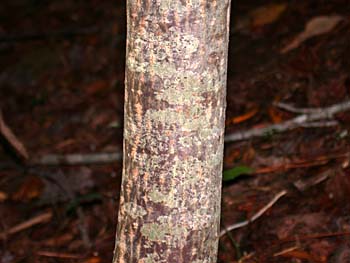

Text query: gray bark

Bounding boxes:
[113,0,231,262]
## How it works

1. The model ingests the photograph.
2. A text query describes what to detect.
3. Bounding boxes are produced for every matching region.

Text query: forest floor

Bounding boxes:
[1,0,350,262]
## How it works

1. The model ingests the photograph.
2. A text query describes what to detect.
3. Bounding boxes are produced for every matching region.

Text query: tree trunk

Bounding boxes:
[113,1,231,262]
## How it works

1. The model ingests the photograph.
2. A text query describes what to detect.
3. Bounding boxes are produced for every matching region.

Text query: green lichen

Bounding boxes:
[141,222,188,247]
[141,223,167,242]
[124,202,147,219]
[144,106,210,132]
[149,188,176,208]
[141,253,160,263]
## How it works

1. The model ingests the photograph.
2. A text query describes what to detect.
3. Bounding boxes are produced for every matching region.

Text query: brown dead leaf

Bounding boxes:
[268,107,284,123]
[0,110,29,160]
[13,176,44,201]
[251,3,287,27]
[224,149,240,165]
[85,80,108,95]
[0,191,8,202]
[43,233,74,247]
[281,15,344,53]
[54,139,77,150]
[83,257,101,263]
[90,111,113,129]
[242,147,255,163]
[226,107,258,126]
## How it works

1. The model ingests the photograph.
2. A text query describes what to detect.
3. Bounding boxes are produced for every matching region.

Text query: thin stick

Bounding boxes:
[31,152,122,166]
[274,102,322,114]
[24,100,350,166]
[0,110,29,160]
[220,190,287,237]
[37,251,83,259]
[225,100,350,142]
[300,120,338,128]
[273,246,299,257]
[0,211,52,239]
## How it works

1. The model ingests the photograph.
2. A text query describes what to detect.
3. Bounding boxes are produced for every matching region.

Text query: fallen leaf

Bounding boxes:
[83,257,101,263]
[0,191,8,202]
[13,176,44,201]
[226,107,259,126]
[224,149,240,165]
[281,15,344,53]
[251,3,287,27]
[43,233,74,247]
[90,111,113,129]
[268,107,284,123]
[85,80,108,95]
[223,166,254,182]
[54,139,77,150]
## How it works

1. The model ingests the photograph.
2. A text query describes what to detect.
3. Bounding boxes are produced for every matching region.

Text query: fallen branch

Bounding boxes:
[220,190,287,237]
[9,100,350,167]
[225,100,350,142]
[0,211,52,239]
[31,152,122,166]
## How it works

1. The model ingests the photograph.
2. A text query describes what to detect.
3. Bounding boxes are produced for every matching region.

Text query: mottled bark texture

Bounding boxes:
[113,0,231,262]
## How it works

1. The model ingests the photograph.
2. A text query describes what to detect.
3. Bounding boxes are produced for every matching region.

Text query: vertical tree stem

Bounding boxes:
[113,0,231,262]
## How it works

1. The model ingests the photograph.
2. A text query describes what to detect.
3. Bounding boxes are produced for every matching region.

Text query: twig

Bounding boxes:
[300,120,338,128]
[274,246,299,257]
[220,190,287,237]
[225,100,350,142]
[0,110,29,160]
[31,152,122,166]
[274,102,321,114]
[37,251,83,259]
[0,211,52,239]
[14,100,350,167]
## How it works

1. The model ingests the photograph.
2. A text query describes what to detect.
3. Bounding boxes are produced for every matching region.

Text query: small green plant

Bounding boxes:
[223,166,254,182]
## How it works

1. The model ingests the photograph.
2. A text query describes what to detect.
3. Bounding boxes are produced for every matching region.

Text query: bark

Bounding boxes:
[113,1,231,262]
